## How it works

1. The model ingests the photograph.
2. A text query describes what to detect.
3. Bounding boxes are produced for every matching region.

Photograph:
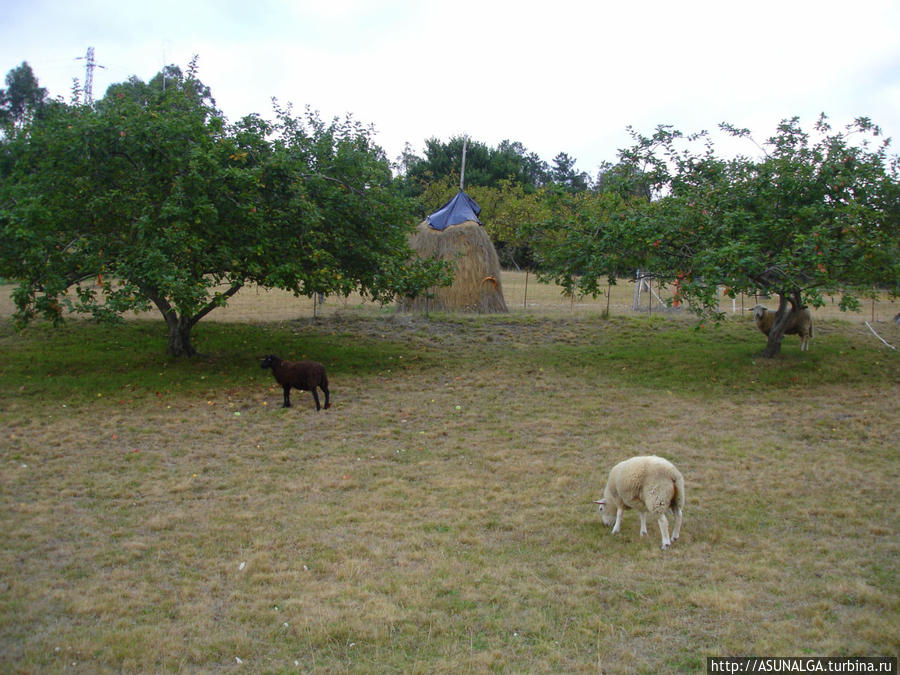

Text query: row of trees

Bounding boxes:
[395,136,591,196]
[527,119,900,355]
[2,61,898,357]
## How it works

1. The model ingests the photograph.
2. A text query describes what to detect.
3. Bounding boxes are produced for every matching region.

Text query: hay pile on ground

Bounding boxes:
[400,220,508,313]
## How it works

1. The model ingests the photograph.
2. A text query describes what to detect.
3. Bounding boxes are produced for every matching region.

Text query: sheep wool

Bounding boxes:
[260,354,330,411]
[594,455,685,550]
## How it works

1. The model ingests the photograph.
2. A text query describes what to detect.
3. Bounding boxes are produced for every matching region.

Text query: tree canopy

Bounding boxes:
[0,62,49,132]
[549,152,591,192]
[0,60,447,356]
[527,116,900,356]
[396,135,558,195]
[4,56,897,360]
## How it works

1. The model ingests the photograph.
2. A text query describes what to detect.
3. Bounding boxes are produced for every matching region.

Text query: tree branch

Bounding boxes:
[189,282,242,327]
[137,282,176,326]
[298,172,366,198]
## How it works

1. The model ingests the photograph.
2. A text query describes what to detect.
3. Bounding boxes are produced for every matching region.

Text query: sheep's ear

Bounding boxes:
[593,500,605,505]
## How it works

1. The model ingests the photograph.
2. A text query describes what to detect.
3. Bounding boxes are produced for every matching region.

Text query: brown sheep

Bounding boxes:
[260,354,330,410]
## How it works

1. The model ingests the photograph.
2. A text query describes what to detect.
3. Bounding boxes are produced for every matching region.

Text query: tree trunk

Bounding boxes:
[759,292,798,358]
[139,282,241,357]
[165,314,197,357]
[761,324,784,358]
[140,283,199,357]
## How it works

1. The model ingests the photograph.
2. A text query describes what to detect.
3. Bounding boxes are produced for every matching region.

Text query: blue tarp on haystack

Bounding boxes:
[426,191,482,231]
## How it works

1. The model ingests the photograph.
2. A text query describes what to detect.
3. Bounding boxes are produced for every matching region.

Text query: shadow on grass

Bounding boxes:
[531,321,897,395]
[2,314,897,405]
[0,318,422,405]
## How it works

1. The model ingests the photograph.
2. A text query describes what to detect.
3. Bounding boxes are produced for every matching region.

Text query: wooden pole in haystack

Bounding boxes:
[460,137,468,192]
[400,134,508,314]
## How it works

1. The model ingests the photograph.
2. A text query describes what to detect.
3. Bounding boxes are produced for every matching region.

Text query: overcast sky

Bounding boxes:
[2,0,899,175]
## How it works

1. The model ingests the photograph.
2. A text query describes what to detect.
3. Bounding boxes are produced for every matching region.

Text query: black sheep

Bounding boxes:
[260,354,330,411]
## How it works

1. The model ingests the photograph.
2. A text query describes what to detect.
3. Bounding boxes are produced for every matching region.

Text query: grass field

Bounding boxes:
[1,273,899,673]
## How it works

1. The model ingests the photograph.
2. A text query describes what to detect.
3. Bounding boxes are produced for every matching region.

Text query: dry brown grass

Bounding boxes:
[1,274,898,673]
[2,270,897,324]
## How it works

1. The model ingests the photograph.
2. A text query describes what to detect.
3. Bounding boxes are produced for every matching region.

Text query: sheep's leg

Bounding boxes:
[657,513,672,549]
[639,512,648,537]
[321,384,330,409]
[612,507,624,534]
[671,508,682,542]
[311,389,321,411]
[282,384,292,408]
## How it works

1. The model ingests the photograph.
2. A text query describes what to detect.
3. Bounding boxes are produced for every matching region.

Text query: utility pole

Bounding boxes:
[76,47,105,104]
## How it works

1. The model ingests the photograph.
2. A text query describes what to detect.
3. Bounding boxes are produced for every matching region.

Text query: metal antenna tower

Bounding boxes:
[76,47,105,103]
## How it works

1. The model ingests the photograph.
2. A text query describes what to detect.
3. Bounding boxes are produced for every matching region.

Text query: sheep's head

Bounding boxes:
[752,305,768,323]
[594,499,616,527]
[260,354,279,370]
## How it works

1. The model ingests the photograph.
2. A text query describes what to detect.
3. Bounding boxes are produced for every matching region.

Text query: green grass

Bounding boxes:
[3,309,895,404]
[1,311,898,673]
[1,318,420,407]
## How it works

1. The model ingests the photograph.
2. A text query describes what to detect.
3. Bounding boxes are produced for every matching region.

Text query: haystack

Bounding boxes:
[400,219,508,313]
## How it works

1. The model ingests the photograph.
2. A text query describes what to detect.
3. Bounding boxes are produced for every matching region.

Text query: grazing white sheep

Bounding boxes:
[752,304,813,351]
[594,455,685,550]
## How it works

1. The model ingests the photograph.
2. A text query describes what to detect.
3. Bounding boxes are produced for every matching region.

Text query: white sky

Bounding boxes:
[2,0,899,175]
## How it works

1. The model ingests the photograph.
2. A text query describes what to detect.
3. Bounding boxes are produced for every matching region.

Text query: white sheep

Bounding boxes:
[752,304,813,351]
[594,455,685,550]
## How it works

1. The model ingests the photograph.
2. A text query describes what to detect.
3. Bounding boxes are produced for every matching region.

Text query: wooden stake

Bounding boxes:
[523,269,529,309]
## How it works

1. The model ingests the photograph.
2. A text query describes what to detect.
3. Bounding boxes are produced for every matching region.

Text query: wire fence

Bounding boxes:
[1,271,898,324]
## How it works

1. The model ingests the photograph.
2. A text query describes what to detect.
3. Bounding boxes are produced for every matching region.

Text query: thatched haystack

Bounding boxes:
[400,220,508,313]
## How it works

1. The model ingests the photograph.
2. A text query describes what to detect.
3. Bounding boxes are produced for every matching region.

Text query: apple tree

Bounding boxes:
[0,61,447,356]
[529,116,900,356]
